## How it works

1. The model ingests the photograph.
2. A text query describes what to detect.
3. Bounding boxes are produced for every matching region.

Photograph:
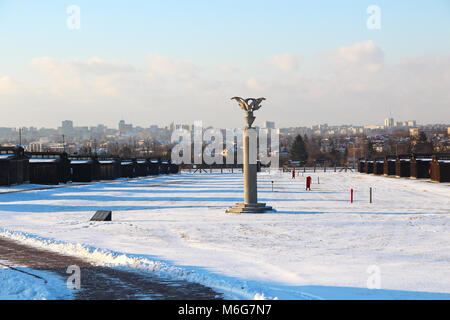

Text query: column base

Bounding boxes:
[226,203,275,214]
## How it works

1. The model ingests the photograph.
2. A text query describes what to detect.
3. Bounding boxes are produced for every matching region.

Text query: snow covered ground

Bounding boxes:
[0,262,72,300]
[0,171,449,300]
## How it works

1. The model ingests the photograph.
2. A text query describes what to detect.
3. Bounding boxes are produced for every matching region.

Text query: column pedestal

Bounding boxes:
[226,202,274,214]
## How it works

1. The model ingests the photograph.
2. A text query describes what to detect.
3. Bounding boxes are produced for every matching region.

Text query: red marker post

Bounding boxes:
[350,189,354,203]
[306,176,312,191]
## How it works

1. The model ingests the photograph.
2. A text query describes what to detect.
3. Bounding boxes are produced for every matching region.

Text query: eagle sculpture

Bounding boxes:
[231,97,266,112]
[231,97,266,128]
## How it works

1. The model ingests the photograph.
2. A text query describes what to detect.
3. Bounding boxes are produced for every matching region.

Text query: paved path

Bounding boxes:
[0,237,222,300]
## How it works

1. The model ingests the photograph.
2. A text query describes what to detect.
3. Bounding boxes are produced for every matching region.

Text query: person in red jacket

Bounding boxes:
[292,169,296,179]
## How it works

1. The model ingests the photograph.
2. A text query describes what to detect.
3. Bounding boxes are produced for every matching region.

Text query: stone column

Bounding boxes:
[226,96,275,214]
[244,127,257,204]
[226,127,274,214]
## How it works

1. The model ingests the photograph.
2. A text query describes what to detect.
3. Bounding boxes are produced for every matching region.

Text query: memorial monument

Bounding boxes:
[226,97,275,214]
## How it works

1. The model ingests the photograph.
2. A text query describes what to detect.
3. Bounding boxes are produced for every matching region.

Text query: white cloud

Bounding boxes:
[0,76,20,95]
[28,57,138,99]
[336,40,384,64]
[72,57,136,75]
[246,77,264,91]
[218,65,239,73]
[332,40,384,72]
[147,54,199,80]
[268,53,299,72]
[30,57,135,76]
[1,45,449,128]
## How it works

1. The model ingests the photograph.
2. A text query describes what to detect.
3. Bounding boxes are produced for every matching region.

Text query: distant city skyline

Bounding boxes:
[2,116,448,158]
[1,1,449,128]
[3,116,447,131]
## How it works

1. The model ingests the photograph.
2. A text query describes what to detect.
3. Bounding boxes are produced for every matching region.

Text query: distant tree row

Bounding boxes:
[287,129,438,167]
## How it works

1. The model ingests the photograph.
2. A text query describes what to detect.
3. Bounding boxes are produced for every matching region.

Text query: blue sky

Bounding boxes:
[1,1,449,64]
[0,0,449,128]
